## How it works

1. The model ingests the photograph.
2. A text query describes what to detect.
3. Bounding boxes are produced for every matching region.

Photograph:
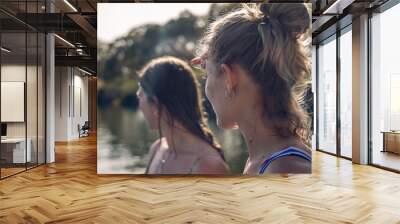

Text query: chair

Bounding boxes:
[78,121,90,138]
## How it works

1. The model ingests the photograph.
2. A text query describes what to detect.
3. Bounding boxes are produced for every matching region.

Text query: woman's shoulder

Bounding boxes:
[290,144,312,157]
[148,138,167,156]
[191,154,230,174]
[261,145,312,174]
[280,140,312,157]
[190,144,229,174]
[265,155,311,174]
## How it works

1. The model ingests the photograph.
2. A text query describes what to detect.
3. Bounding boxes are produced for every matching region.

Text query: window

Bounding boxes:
[317,35,337,154]
[370,2,400,171]
[340,27,352,158]
[0,1,46,179]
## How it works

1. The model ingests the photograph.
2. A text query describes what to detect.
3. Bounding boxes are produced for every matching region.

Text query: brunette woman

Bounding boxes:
[137,56,229,174]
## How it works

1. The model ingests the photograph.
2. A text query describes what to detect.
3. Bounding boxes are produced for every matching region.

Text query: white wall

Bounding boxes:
[1,65,33,138]
[1,63,46,164]
[55,66,69,141]
[1,64,26,81]
[55,67,89,141]
[1,65,26,132]
[72,72,89,138]
[1,82,25,122]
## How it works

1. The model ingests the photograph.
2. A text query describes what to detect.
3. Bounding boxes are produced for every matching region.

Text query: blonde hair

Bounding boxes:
[199,3,312,144]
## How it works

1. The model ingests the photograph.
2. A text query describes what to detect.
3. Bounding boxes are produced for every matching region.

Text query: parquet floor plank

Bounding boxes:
[0,135,399,223]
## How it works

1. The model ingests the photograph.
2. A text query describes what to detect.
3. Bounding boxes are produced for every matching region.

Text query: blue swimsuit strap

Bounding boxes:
[258,147,312,174]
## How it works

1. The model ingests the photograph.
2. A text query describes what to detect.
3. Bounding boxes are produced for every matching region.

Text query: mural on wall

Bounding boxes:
[97,3,313,175]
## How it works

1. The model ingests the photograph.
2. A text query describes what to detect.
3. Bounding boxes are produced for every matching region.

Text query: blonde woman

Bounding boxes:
[192,3,312,174]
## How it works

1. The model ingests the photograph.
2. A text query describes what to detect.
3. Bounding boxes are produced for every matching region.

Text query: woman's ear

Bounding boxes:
[221,64,238,92]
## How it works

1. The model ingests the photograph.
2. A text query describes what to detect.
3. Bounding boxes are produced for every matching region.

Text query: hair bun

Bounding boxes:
[259,3,310,37]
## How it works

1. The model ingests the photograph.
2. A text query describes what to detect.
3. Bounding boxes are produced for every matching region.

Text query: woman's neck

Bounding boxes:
[236,106,295,163]
[160,122,199,155]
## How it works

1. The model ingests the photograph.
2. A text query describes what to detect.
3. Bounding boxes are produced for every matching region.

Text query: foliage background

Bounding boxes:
[97,3,312,174]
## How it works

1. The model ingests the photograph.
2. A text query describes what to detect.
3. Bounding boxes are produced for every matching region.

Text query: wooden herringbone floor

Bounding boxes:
[1,134,400,224]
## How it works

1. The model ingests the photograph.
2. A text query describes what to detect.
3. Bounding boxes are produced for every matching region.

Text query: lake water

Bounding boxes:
[97,107,248,174]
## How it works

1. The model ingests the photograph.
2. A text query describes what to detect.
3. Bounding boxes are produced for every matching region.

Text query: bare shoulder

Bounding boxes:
[192,155,230,174]
[148,138,166,157]
[147,138,168,174]
[190,145,230,174]
[265,146,312,174]
[292,142,312,155]
[266,156,311,174]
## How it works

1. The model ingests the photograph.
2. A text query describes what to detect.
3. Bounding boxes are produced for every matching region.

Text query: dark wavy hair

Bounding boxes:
[138,56,226,160]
